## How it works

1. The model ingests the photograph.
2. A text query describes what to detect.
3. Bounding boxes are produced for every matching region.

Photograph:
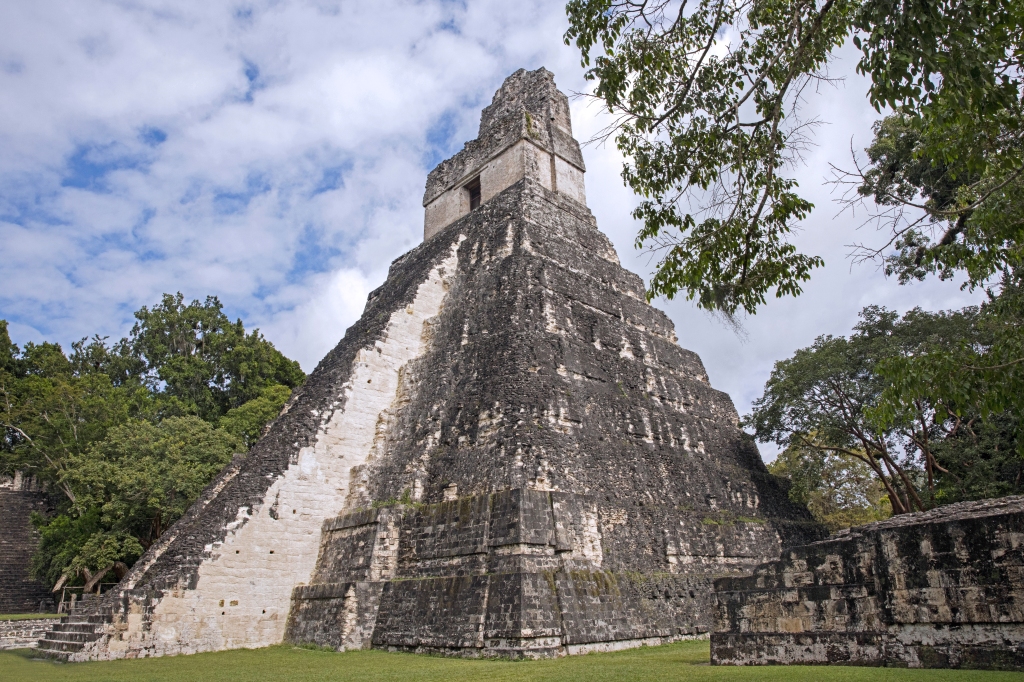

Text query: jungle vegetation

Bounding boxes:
[0,294,304,591]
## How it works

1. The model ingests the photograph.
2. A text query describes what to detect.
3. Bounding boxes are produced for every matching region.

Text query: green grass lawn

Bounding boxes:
[3,640,1024,682]
[0,614,60,621]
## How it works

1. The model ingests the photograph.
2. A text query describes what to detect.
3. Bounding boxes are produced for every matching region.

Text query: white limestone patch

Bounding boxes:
[102,240,463,659]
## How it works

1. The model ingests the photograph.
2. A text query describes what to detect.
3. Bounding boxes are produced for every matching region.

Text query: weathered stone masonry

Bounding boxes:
[712,496,1024,670]
[0,473,52,614]
[282,68,823,658]
[38,216,467,661]
[40,68,822,661]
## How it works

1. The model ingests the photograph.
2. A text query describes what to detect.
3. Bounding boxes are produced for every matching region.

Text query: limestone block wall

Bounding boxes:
[285,488,721,658]
[370,178,824,576]
[1,618,60,649]
[423,137,586,241]
[553,155,586,205]
[481,139,552,203]
[711,496,1024,670]
[423,69,587,240]
[0,475,53,614]
[424,140,559,241]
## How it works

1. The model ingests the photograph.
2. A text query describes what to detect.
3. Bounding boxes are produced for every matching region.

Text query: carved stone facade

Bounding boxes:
[38,68,820,661]
[712,496,1024,670]
[423,69,586,240]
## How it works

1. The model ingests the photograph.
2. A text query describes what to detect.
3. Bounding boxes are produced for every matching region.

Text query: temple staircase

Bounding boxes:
[36,596,110,661]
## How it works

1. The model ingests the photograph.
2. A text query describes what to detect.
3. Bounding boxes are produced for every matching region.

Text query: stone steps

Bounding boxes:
[51,622,102,634]
[36,602,111,661]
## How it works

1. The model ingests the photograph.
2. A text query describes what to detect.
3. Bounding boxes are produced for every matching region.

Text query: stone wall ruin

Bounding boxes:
[0,473,52,614]
[712,496,1024,670]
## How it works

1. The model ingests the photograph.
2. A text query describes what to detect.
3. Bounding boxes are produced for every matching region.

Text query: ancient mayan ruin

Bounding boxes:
[36,67,825,661]
[712,495,1024,669]
[0,473,52,615]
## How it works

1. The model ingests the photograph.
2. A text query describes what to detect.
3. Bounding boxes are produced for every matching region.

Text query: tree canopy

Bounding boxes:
[564,0,1023,315]
[766,441,891,531]
[749,304,1022,517]
[1,294,304,591]
[33,417,240,590]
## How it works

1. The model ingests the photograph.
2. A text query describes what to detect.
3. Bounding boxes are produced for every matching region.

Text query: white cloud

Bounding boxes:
[0,1,985,461]
[262,267,372,371]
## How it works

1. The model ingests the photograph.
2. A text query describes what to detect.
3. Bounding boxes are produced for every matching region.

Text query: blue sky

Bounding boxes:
[0,1,982,458]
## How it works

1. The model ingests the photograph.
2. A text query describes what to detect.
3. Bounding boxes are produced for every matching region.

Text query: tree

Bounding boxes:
[33,417,240,590]
[129,293,305,420]
[2,292,306,590]
[1,294,305,500]
[875,277,1024,449]
[79,418,237,545]
[1,333,151,501]
[930,413,1024,504]
[747,305,979,513]
[219,383,293,450]
[767,441,891,531]
[564,0,1023,315]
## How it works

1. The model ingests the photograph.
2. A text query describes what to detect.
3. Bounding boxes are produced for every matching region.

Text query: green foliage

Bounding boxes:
[1,338,153,501]
[853,0,1023,288]
[0,320,17,374]
[850,109,1024,290]
[63,417,240,550]
[748,305,978,514]
[565,0,850,314]
[130,293,304,420]
[564,0,1023,317]
[768,442,891,531]
[843,107,1023,452]
[1,293,303,497]
[31,508,108,588]
[29,414,243,588]
[874,270,1024,453]
[218,384,291,450]
[930,413,1024,504]
[1,292,304,590]
[857,114,971,230]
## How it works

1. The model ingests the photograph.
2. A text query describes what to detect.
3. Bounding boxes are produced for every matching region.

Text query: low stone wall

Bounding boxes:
[0,618,60,650]
[711,496,1024,669]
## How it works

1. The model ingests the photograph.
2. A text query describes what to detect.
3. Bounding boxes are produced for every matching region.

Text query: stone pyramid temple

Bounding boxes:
[39,68,822,661]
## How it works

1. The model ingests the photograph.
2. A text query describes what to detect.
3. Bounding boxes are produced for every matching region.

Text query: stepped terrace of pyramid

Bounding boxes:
[38,68,822,662]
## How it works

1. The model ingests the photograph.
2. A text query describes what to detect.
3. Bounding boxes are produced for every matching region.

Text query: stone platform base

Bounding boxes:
[285,488,730,658]
[1,618,60,650]
[712,628,1024,669]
